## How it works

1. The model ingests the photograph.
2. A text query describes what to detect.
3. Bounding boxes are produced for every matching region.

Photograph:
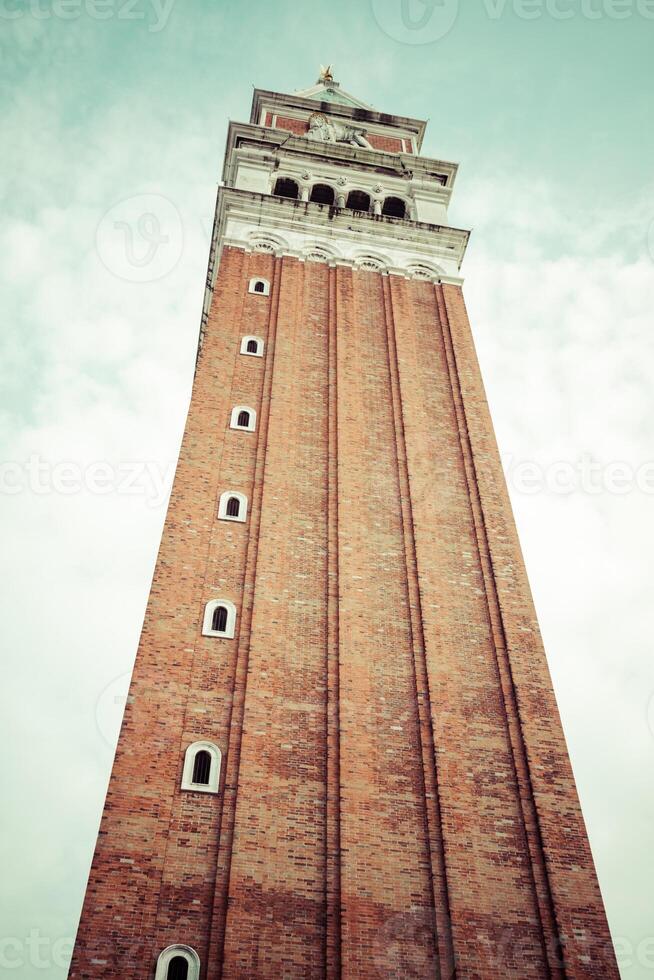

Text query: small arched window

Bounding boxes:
[192,750,212,785]
[382,196,407,219]
[230,405,256,432]
[346,190,372,212]
[240,335,264,357]
[274,177,299,200]
[168,956,188,980]
[310,183,335,205]
[181,741,222,793]
[218,490,248,523]
[248,277,270,296]
[212,605,227,633]
[202,599,237,639]
[154,946,200,980]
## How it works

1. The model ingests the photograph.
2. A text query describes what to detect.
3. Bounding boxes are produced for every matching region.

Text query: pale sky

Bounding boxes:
[2,2,654,977]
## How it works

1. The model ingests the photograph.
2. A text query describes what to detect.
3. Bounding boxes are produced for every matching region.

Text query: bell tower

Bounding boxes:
[70,73,618,979]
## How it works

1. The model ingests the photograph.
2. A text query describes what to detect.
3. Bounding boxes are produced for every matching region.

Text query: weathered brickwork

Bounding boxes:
[70,243,617,979]
[70,73,617,980]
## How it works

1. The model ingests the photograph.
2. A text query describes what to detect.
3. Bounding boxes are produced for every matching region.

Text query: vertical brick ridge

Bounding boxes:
[440,285,618,977]
[382,273,454,980]
[434,283,563,977]
[335,265,437,978]
[219,255,328,974]
[69,245,257,978]
[325,263,342,980]
[147,245,254,971]
[205,252,286,980]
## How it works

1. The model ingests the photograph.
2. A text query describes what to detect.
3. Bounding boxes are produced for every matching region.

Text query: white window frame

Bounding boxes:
[240,335,264,358]
[230,405,256,432]
[202,599,237,639]
[248,277,270,296]
[218,491,248,524]
[154,945,200,980]
[181,740,222,794]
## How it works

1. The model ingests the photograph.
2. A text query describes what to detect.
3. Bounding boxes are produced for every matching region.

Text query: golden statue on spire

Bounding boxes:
[319,64,334,83]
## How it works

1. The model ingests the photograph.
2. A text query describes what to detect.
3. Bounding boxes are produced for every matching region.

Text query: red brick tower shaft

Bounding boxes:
[70,76,617,980]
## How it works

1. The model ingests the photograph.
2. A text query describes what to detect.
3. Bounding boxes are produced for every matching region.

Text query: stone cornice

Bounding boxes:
[219,187,468,263]
[222,123,458,190]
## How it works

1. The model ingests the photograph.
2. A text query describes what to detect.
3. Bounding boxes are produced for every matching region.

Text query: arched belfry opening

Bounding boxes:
[274,177,299,200]
[310,183,335,205]
[346,190,371,212]
[382,196,406,219]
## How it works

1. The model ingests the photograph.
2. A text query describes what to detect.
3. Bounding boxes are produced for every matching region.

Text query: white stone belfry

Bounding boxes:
[199,78,470,341]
